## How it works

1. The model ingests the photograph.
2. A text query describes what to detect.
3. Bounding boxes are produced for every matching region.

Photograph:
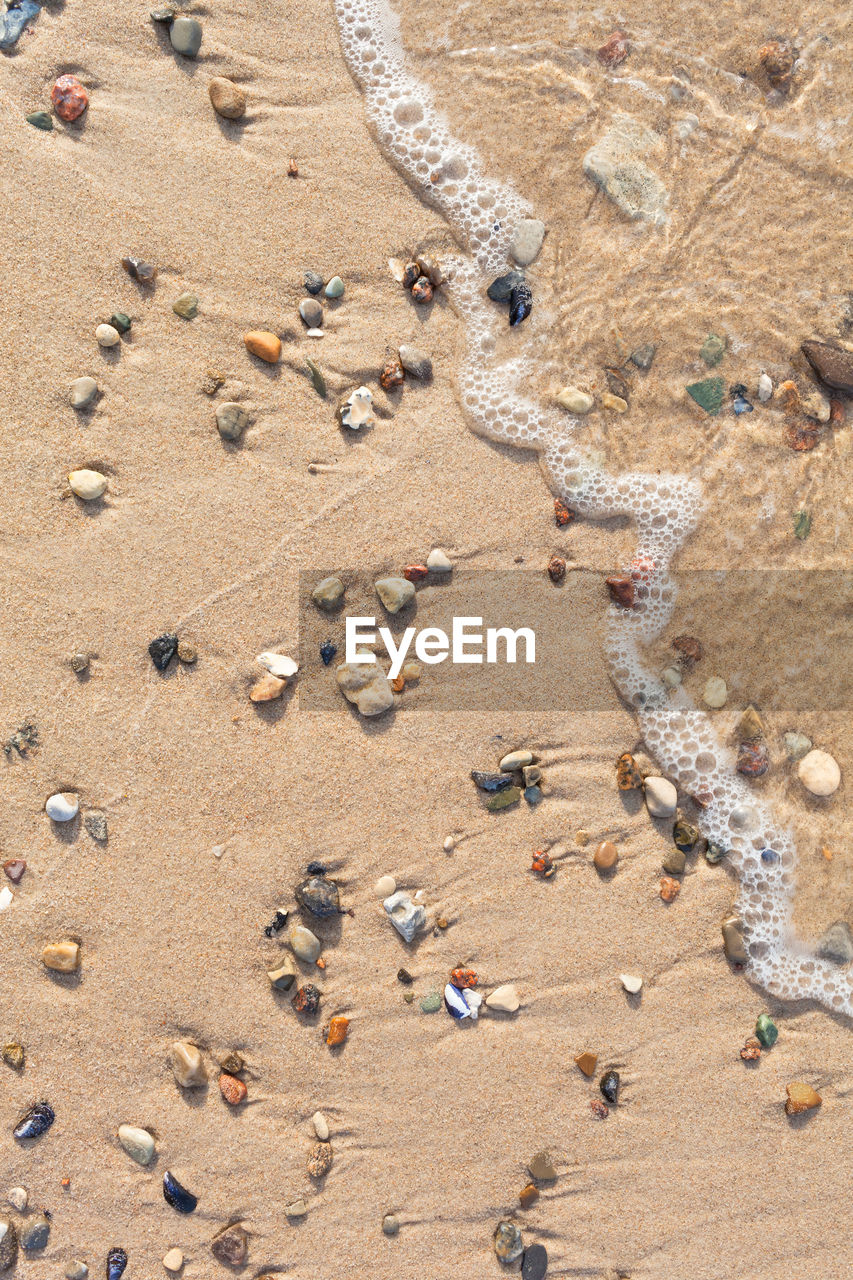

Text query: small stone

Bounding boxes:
[519,1184,540,1209]
[644,776,677,818]
[51,75,88,122]
[705,840,727,865]
[397,967,413,984]
[304,270,324,294]
[759,39,794,90]
[615,752,642,790]
[382,1214,399,1236]
[20,1216,49,1252]
[662,847,686,874]
[285,1199,307,1218]
[291,981,321,1013]
[69,468,108,500]
[660,876,680,902]
[510,219,546,266]
[307,1142,333,1178]
[375,576,416,613]
[737,739,769,778]
[27,110,53,131]
[499,749,532,771]
[375,874,396,897]
[324,276,345,298]
[758,372,773,401]
[597,29,629,66]
[384,890,426,943]
[336,662,394,716]
[162,1249,183,1273]
[82,810,107,842]
[555,385,593,414]
[801,340,853,395]
[42,940,80,971]
[211,1224,248,1267]
[170,1041,207,1088]
[319,641,337,665]
[110,311,132,333]
[599,1069,620,1104]
[522,1243,549,1280]
[299,298,323,328]
[735,705,764,741]
[722,914,748,964]
[267,956,297,990]
[256,651,298,680]
[311,577,346,612]
[46,792,79,822]
[289,924,322,963]
[69,652,91,674]
[620,973,643,994]
[672,819,700,852]
[170,15,203,56]
[686,376,725,415]
[420,992,442,1013]
[327,1016,349,1046]
[574,1051,598,1079]
[122,256,157,284]
[487,787,522,811]
[702,676,728,708]
[528,1151,556,1181]
[593,840,618,870]
[96,322,121,348]
[208,76,246,119]
[740,1037,762,1061]
[494,1221,524,1264]
[379,355,404,390]
[250,673,286,702]
[3,861,25,885]
[606,575,635,608]
[816,921,853,965]
[398,345,432,379]
[485,984,520,1013]
[755,1013,779,1047]
[118,1124,156,1165]
[799,383,831,423]
[312,1110,329,1140]
[785,1082,821,1115]
[487,270,525,303]
[219,1072,248,1105]
[411,276,433,304]
[797,748,840,797]
[601,391,628,412]
[296,873,340,918]
[630,343,656,370]
[426,547,452,572]
[66,1262,88,1280]
[177,641,197,664]
[244,330,281,363]
[173,292,198,320]
[700,334,726,367]
[783,731,812,760]
[547,555,566,584]
[0,1218,17,1271]
[149,633,178,670]
[70,376,98,409]
[793,509,812,540]
[5,1189,26,1213]
[340,385,374,431]
[509,281,533,326]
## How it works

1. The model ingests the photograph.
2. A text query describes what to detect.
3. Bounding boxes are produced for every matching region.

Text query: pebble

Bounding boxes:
[384,890,426,943]
[375,874,396,897]
[519,1183,539,1208]
[42,940,80,971]
[219,1071,248,1105]
[5,1190,26,1213]
[312,1110,329,1140]
[66,1263,88,1280]
[171,292,198,320]
[307,1142,333,1178]
[528,1151,556,1180]
[509,281,533,326]
[0,1220,16,1271]
[70,651,90,673]
[285,1198,307,1218]
[643,776,677,818]
[69,468,108,500]
[816,921,853,965]
[783,731,812,760]
[170,1040,207,1088]
[398,345,432,379]
[170,15,203,56]
[601,391,628,412]
[110,311,132,333]
[70,377,98,409]
[785,1082,821,1115]
[379,355,404,390]
[755,1013,778,1048]
[96,323,121,347]
[411,276,433,303]
[620,973,643,994]
[797,748,840,797]
[2,860,24,884]
[662,847,686,874]
[336,662,393,716]
[722,914,748,964]
[340,386,374,430]
[299,298,323,328]
[243,330,281,363]
[117,1124,156,1165]
[13,1102,54,1140]
[740,1036,761,1061]
[487,270,525,302]
[312,576,345,607]
[420,993,441,1013]
[20,1216,49,1252]
[51,74,89,122]
[616,752,642,790]
[705,840,727,865]
[250,673,285,703]
[801,339,853,396]
[599,1069,620,1104]
[0,0,40,50]
[547,555,566,584]
[630,343,656,370]
[289,924,322,963]
[267,956,297,990]
[593,840,618,870]
[510,219,546,266]
[416,254,444,287]
[487,786,521,811]
[375,577,416,613]
[660,875,680,902]
[700,334,726,367]
[319,640,337,666]
[485,983,520,1012]
[686,376,725,415]
[46,792,79,822]
[324,276,345,298]
[606,575,635,608]
[296,873,340,918]
[208,76,246,119]
[216,402,249,441]
[149,632,178,670]
[499,749,533,771]
[327,1015,349,1046]
[382,1213,400,1236]
[162,1249,184,1273]
[758,372,773,402]
[522,1243,549,1280]
[737,739,769,778]
[27,110,53,131]
[163,1170,198,1214]
[211,1224,248,1267]
[702,676,728,708]
[426,547,452,572]
[598,29,630,66]
[122,256,157,284]
[494,1221,524,1263]
[256,652,298,680]
[304,270,324,294]
[555,386,594,414]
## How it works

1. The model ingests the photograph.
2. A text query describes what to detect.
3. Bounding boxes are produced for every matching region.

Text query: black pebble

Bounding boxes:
[263,909,288,937]
[163,1171,198,1214]
[509,281,533,327]
[397,968,413,985]
[148,633,178,670]
[304,270,324,295]
[599,1069,620,1104]
[487,270,525,303]
[107,1247,128,1280]
[522,1243,549,1280]
[306,860,328,875]
[319,640,337,666]
[470,770,514,792]
[13,1101,55,1141]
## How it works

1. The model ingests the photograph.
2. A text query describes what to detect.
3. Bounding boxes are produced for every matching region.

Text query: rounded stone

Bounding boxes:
[398,344,432,379]
[382,1214,399,1236]
[51,75,88,122]
[162,1249,183,1273]
[494,1221,523,1263]
[304,270,324,294]
[644,776,677,818]
[797,748,840,797]
[244,330,281,363]
[5,1189,26,1213]
[172,292,199,320]
[555,386,594,414]
[375,874,396,897]
[499,749,533,771]
[510,218,546,266]
[375,577,415,613]
[299,298,323,328]
[485,983,520,1012]
[324,276,345,298]
[20,1216,49,1252]
[312,1110,329,1141]
[528,1150,556,1180]
[307,1142,333,1178]
[96,323,121,347]
[69,469,108,500]
[522,1243,548,1280]
[426,547,452,572]
[208,76,246,119]
[211,1224,248,1267]
[70,377,98,409]
[215,402,249,441]
[289,924,322,963]
[702,676,728,708]
[295,874,340,918]
[783,731,812,760]
[117,1124,156,1165]
[312,576,345,608]
[46,792,79,822]
[170,15,203,56]
[169,1040,207,1088]
[593,840,618,870]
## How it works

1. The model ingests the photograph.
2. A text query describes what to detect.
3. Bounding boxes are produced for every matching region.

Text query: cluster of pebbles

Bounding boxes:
[471,747,544,810]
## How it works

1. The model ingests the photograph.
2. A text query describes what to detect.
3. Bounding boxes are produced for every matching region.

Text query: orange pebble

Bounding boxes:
[244,330,282,363]
[574,1050,598,1077]
[519,1183,540,1208]
[593,840,618,870]
[51,74,89,122]
[390,674,405,693]
[219,1072,248,1105]
[659,876,681,902]
[250,673,285,702]
[450,967,477,989]
[327,1016,349,1047]
[403,564,429,582]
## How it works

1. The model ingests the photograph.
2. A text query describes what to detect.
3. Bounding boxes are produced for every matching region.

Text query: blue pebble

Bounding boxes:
[760,848,779,864]
[0,0,40,50]
[443,983,470,1020]
[524,785,543,805]
[320,640,337,666]
[733,394,753,415]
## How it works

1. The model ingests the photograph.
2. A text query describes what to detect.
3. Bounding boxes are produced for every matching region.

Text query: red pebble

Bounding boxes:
[554,498,574,527]
[590,1099,609,1119]
[450,967,478,989]
[597,31,630,67]
[403,565,428,583]
[51,74,89,122]
[3,859,26,884]
[219,1072,248,1105]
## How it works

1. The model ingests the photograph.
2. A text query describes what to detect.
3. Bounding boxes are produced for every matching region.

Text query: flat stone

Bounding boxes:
[722,914,748,964]
[336,662,394,716]
[485,983,520,1012]
[555,386,594,414]
[312,576,345,608]
[210,1224,248,1267]
[494,1221,524,1263]
[426,547,452,572]
[299,298,323,328]
[702,676,728,708]
[593,840,618,870]
[69,469,107,500]
[20,1216,50,1252]
[511,219,546,266]
[250,673,285,703]
[384,890,426,943]
[499,749,533,771]
[398,344,432,379]
[816,921,853,965]
[528,1151,556,1181]
[27,109,53,131]
[758,372,773,401]
[420,992,442,1012]
[375,577,416,613]
[687,376,725,415]
[643,776,677,818]
[620,973,643,993]
[118,1124,156,1165]
[285,1198,307,1217]
[797,748,840,796]
[522,1243,549,1280]
[471,771,514,792]
[173,292,198,319]
[289,924,322,963]
[170,1041,207,1088]
[601,391,628,412]
[801,339,853,395]
[487,270,525,302]
[42,940,80,972]
[583,118,668,224]
[783,731,812,760]
[487,786,521,811]
[215,401,249,441]
[208,77,246,119]
[162,1249,183,1273]
[71,377,98,409]
[170,15,203,56]
[256,652,298,680]
[46,792,78,822]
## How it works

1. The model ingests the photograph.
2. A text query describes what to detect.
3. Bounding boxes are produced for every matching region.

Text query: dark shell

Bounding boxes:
[13,1101,55,1141]
[291,984,321,1015]
[487,270,525,303]
[509,281,533,327]
[673,634,703,663]
[295,874,340,918]
[121,257,157,284]
[470,771,513,792]
[306,859,327,875]
[737,740,769,778]
[319,640,337,666]
[599,1069,620,1104]
[401,262,421,289]
[411,276,433,304]
[396,967,413,984]
[303,270,324,295]
[148,633,178,670]
[547,555,566,584]
[522,1242,549,1280]
[107,1246,128,1280]
[163,1171,198,1214]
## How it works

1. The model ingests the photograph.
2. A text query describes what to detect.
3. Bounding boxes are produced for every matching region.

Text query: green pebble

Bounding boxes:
[686,376,725,416]
[403,991,414,1004]
[486,786,522,811]
[420,993,441,1013]
[755,1013,778,1048]
[109,312,132,334]
[700,334,726,367]
[26,111,53,132]
[173,292,199,320]
[793,509,811,540]
[324,276,345,299]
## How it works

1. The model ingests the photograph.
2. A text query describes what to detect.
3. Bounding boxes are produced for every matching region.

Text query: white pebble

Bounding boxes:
[68,469,107,501]
[306,328,325,338]
[162,1248,183,1273]
[485,983,520,1012]
[555,386,594,415]
[117,1124,156,1166]
[256,651,299,679]
[0,887,13,912]
[702,676,728,709]
[797,748,841,797]
[6,1188,27,1213]
[95,323,121,347]
[758,372,772,402]
[65,1264,89,1280]
[510,217,546,266]
[375,874,396,897]
[661,666,682,689]
[312,1110,330,1141]
[443,835,456,852]
[70,376,98,409]
[426,547,452,572]
[45,792,79,822]
[620,973,643,994]
[643,776,677,818]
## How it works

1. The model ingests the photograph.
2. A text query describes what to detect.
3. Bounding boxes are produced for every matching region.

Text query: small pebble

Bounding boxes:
[69,468,107,501]
[722,914,748,963]
[574,1050,597,1076]
[616,752,642,789]
[398,344,432,379]
[494,1221,524,1263]
[487,786,521,811]
[176,641,197,664]
[292,984,322,1015]
[319,640,337,665]
[324,276,345,298]
[659,876,680,902]
[426,547,452,572]
[122,256,157,284]
[312,576,345,608]
[485,983,520,1012]
[384,890,426,942]
[630,343,656,370]
[296,872,340,918]
[519,1183,540,1209]
[797,748,840,797]
[244,330,281,363]
[5,1189,26,1213]
[375,874,396,897]
[702,676,728,708]
[149,632,178,670]
[250,673,285,702]
[598,29,630,66]
[307,1142,333,1178]
[375,576,416,613]
[510,218,546,266]
[66,1263,88,1280]
[110,312,132,333]
[783,731,812,760]
[755,1013,778,1047]
[411,276,433,304]
[487,270,525,303]
[673,819,700,851]
[285,1198,307,1218]
[208,76,246,119]
[70,377,98,409]
[620,973,642,994]
[163,1170,198,1214]
[51,75,89,122]
[304,270,324,294]
[599,1069,620,1104]
[170,15,203,56]
[299,298,323,328]
[267,956,297,990]
[42,940,80,971]
[420,993,441,1013]
[547,555,566,584]
[117,1125,156,1165]
[816,921,853,965]
[3,861,25,885]
[382,1214,399,1236]
[593,840,618,870]
[170,1040,207,1088]
[700,333,726,367]
[289,924,322,962]
[741,1037,762,1061]
[219,1072,247,1106]
[20,1216,50,1252]
[96,323,121,348]
[662,847,686,875]
[601,391,628,412]
[162,1249,183,1273]
[555,386,593,414]
[26,110,53,131]
[312,1110,329,1140]
[528,1151,556,1181]
[326,1015,349,1046]
[46,791,79,822]
[172,292,198,320]
[211,1224,248,1267]
[522,1243,549,1280]
[499,749,533,771]
[785,1082,821,1115]
[643,776,677,818]
[380,355,405,390]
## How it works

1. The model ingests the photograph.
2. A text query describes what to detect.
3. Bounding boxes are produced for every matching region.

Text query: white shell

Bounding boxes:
[45,792,79,822]
[0,886,13,912]
[340,385,374,430]
[68,469,107,501]
[256,651,298,679]
[797,749,841,797]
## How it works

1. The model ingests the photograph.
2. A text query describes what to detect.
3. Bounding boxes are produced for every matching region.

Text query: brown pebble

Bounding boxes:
[307,1141,333,1177]
[436,917,448,930]
[403,564,429,583]
[597,30,630,67]
[659,876,681,902]
[673,634,703,664]
[2,1042,24,1070]
[661,847,686,875]
[411,277,433,304]
[606,575,635,608]
[801,339,853,396]
[547,555,566,584]
[250,673,285,702]
[593,841,618,870]
[519,1183,540,1209]
[574,1050,598,1077]
[3,859,26,884]
[121,256,157,284]
[219,1072,248,1105]
[554,498,574,526]
[177,641,197,664]
[211,1223,249,1267]
[759,39,794,91]
[785,1082,822,1114]
[380,357,405,390]
[208,76,247,120]
[590,1098,609,1119]
[243,330,282,363]
[390,674,405,693]
[288,157,299,177]
[326,1016,349,1047]
[740,1037,762,1061]
[42,940,80,972]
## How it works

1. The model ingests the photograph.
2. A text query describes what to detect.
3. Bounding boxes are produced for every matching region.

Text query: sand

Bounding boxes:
[1,1,850,1277]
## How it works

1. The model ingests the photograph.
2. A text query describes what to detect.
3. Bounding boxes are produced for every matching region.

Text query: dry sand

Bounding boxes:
[1,1,851,1277]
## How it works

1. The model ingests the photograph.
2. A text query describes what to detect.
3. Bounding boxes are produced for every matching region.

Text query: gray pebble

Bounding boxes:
[324,276,345,298]
[522,1243,548,1280]
[20,1216,50,1252]
[216,402,249,441]
[304,271,324,295]
[299,298,323,328]
[312,576,345,608]
[70,377,98,410]
[487,270,525,303]
[817,921,853,965]
[65,1263,89,1280]
[398,345,432,380]
[169,15,203,56]
[382,1214,399,1236]
[630,343,656,370]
